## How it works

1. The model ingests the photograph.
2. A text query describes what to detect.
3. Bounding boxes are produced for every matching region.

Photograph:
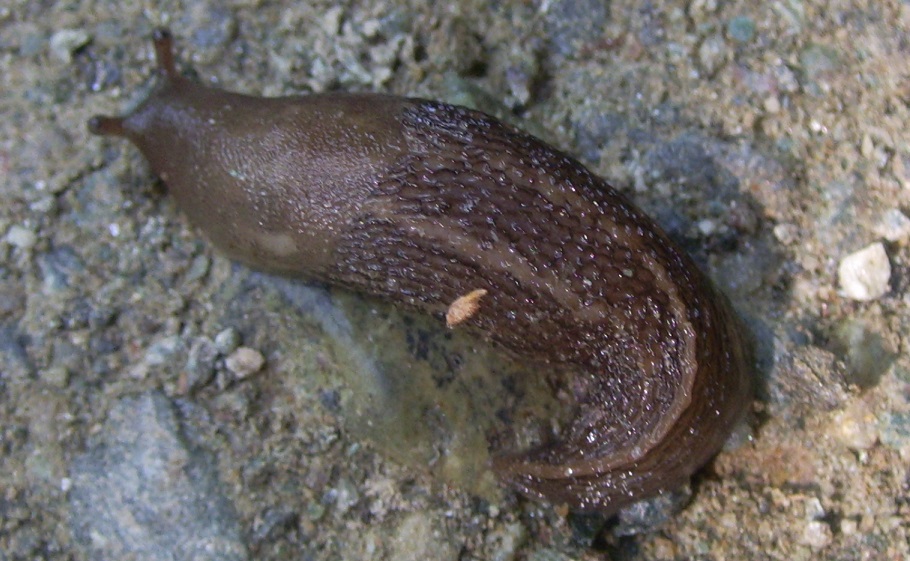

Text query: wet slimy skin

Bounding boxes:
[89,29,752,514]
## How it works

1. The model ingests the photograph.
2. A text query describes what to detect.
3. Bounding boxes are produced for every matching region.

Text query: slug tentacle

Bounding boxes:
[88,30,751,515]
[87,30,179,139]
[151,28,178,79]
[87,115,125,137]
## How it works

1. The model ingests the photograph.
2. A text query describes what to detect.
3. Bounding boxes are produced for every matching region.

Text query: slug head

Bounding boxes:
[86,29,412,276]
[88,29,179,139]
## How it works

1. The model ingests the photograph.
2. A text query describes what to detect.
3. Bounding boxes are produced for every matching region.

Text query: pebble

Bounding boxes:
[214,328,241,354]
[804,497,825,520]
[184,254,211,283]
[697,219,717,235]
[69,392,248,560]
[327,477,360,516]
[727,16,756,43]
[485,522,527,561]
[224,347,265,379]
[800,44,839,82]
[49,28,90,64]
[801,520,833,549]
[526,548,574,561]
[763,95,781,114]
[879,411,910,452]
[184,337,218,391]
[612,487,691,536]
[0,285,24,316]
[40,366,70,388]
[389,513,458,561]
[543,0,611,57]
[831,400,879,450]
[144,336,185,367]
[698,34,727,75]
[4,225,37,249]
[250,508,298,546]
[39,247,83,293]
[772,223,799,244]
[837,243,891,301]
[833,320,896,387]
[874,209,910,242]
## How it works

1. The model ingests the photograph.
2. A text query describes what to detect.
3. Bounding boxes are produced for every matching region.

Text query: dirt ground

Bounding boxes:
[2,1,909,559]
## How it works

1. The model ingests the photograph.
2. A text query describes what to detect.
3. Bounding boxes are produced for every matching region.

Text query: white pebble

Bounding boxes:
[801,520,833,549]
[49,28,90,64]
[874,209,910,243]
[697,219,717,235]
[763,96,781,114]
[772,223,799,245]
[838,243,890,301]
[804,497,825,520]
[225,347,265,379]
[5,225,37,249]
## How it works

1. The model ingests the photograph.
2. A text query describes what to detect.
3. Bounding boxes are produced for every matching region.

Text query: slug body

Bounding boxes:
[90,30,751,514]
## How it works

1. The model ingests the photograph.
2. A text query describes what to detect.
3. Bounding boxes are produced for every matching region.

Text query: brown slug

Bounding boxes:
[89,29,752,514]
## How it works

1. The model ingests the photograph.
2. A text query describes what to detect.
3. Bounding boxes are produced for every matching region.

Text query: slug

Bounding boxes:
[88,29,752,514]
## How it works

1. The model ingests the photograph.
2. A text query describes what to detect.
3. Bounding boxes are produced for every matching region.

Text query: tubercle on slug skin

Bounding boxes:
[88,29,752,515]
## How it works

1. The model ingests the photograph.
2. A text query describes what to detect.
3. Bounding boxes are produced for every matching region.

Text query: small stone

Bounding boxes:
[763,96,781,114]
[389,513,458,561]
[801,520,833,549]
[698,34,727,75]
[840,518,858,536]
[40,366,70,388]
[526,549,574,561]
[772,223,799,244]
[697,219,717,235]
[184,337,218,391]
[879,411,910,452]
[874,209,910,242]
[831,401,879,450]
[224,347,265,379]
[837,243,890,301]
[726,16,755,43]
[184,255,210,283]
[326,477,360,516]
[544,0,611,57]
[800,44,839,82]
[485,522,527,561]
[39,247,84,293]
[5,225,37,249]
[250,508,298,545]
[613,486,691,536]
[832,320,896,387]
[861,134,874,158]
[49,28,91,64]
[145,336,185,367]
[804,497,825,520]
[319,6,344,34]
[214,328,241,354]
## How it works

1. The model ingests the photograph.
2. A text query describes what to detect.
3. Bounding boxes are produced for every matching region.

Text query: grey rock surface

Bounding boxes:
[69,391,248,561]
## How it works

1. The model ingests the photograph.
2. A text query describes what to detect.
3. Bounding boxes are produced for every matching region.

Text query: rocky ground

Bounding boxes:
[2,0,909,559]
